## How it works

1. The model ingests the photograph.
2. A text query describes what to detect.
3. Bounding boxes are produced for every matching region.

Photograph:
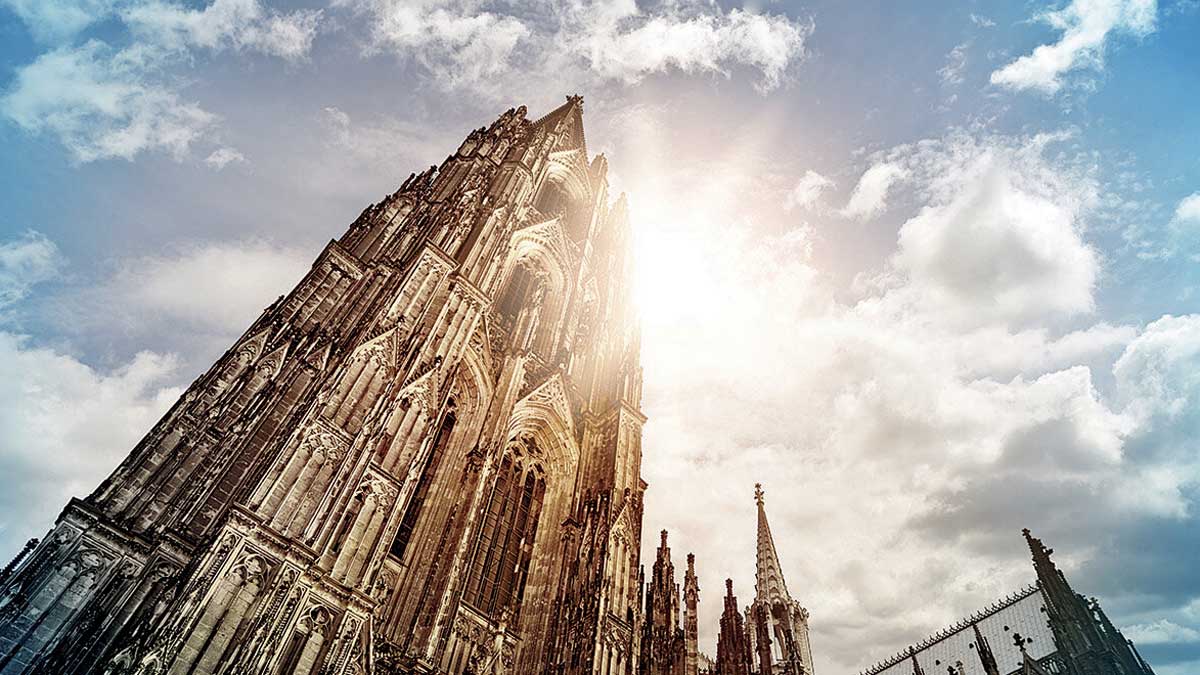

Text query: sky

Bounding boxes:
[1,0,1199,673]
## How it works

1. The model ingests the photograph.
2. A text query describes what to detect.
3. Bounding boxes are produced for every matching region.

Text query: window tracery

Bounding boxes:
[463,437,546,624]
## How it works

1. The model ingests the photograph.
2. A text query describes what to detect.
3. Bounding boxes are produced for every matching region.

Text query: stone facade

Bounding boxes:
[0,97,658,675]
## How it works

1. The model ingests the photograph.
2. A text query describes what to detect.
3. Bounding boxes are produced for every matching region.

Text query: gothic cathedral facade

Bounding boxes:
[0,97,649,675]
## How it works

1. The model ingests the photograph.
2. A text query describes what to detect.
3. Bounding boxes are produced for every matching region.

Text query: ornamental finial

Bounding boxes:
[754,483,764,506]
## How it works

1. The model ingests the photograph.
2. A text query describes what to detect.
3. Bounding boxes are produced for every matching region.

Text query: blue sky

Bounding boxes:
[2,1,1200,673]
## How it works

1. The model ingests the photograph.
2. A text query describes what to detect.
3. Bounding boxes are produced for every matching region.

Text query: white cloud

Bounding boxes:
[841,161,907,220]
[1172,192,1200,226]
[1125,619,1200,644]
[991,0,1157,94]
[562,2,811,93]
[98,239,309,333]
[889,132,1100,322]
[0,332,181,556]
[2,0,322,163]
[1112,314,1200,421]
[1,41,217,162]
[204,145,245,169]
[938,42,968,86]
[338,0,810,96]
[0,231,64,311]
[339,0,530,90]
[784,170,834,211]
[0,0,123,43]
[122,0,322,61]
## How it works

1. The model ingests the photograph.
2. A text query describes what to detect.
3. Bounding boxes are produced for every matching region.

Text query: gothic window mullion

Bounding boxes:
[390,411,456,560]
[512,476,545,622]
[497,471,535,615]
[482,462,523,614]
[465,456,512,606]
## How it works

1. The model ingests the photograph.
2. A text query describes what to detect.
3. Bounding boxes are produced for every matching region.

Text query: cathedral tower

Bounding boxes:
[746,484,814,675]
[0,97,646,675]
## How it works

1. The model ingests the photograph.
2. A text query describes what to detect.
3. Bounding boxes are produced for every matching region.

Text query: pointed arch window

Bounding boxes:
[463,444,546,622]
[497,264,537,325]
[389,409,457,560]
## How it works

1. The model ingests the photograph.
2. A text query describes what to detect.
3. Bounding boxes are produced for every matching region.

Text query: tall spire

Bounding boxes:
[755,483,790,604]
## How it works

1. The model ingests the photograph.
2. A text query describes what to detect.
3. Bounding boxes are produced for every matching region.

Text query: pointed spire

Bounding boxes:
[971,623,1000,675]
[754,483,791,605]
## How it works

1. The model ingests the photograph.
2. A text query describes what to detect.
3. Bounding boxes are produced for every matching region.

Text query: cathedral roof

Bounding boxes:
[858,585,1052,675]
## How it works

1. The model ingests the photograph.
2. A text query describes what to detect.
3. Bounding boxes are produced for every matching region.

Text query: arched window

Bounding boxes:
[389,409,457,559]
[497,264,537,325]
[534,180,569,217]
[534,178,589,241]
[463,444,546,622]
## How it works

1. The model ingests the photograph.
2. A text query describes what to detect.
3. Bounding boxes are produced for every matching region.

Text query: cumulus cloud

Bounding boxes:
[840,161,907,220]
[343,0,530,90]
[560,1,811,93]
[1172,192,1200,226]
[338,0,810,95]
[784,170,834,211]
[991,0,1157,94]
[1,41,217,162]
[1,0,322,162]
[0,332,181,556]
[888,132,1100,322]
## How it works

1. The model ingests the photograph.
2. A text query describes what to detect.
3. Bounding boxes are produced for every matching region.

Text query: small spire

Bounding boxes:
[661,529,669,548]
[972,623,1000,675]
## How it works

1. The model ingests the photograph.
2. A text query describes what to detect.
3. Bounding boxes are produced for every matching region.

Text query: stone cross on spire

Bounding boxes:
[754,483,790,604]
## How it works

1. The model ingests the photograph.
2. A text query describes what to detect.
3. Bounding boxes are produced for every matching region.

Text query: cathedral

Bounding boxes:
[0,97,654,675]
[0,98,1164,675]
[858,530,1157,675]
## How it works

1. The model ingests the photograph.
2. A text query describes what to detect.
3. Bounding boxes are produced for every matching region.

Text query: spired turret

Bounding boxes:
[638,530,690,675]
[684,554,701,675]
[746,484,815,675]
[0,97,649,675]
